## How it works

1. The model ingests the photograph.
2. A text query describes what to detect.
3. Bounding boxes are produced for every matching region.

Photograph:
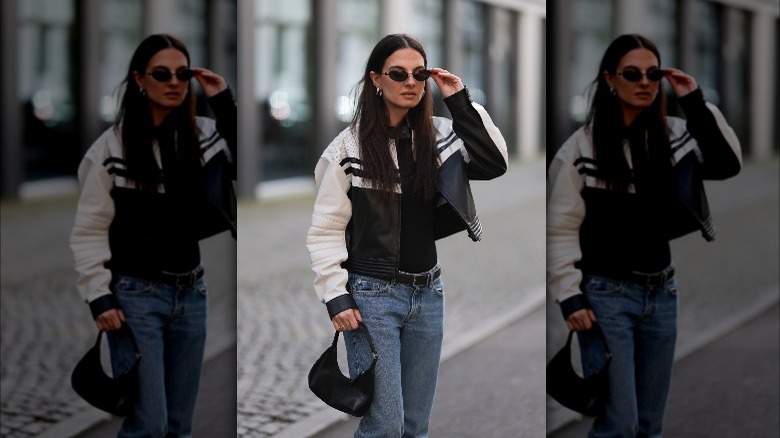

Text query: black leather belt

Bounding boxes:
[154,266,204,287]
[396,266,441,287]
[625,266,674,288]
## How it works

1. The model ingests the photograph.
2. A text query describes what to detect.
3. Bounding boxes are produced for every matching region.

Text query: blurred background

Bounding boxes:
[0,0,545,198]
[547,0,778,160]
[235,0,545,197]
[1,1,238,437]
[546,0,779,436]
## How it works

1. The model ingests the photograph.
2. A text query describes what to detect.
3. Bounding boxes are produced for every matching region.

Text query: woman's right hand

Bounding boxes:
[95,308,126,331]
[566,308,596,331]
[332,308,363,332]
[192,68,228,98]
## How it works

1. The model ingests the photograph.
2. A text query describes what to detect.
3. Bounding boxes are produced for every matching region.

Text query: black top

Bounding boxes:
[393,125,438,273]
[107,90,236,278]
[577,119,674,277]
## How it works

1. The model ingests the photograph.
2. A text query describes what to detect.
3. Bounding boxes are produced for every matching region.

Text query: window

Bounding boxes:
[254,0,312,180]
[18,0,78,180]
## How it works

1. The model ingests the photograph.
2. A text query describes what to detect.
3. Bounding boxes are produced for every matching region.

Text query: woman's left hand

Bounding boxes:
[428,67,465,98]
[663,68,698,98]
[192,68,228,98]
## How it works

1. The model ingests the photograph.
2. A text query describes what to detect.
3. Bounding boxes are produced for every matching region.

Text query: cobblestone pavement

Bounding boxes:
[236,160,547,437]
[0,196,236,438]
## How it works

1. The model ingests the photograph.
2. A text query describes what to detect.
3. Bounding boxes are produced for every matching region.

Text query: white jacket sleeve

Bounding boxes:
[306,153,352,305]
[546,139,586,310]
[70,140,115,306]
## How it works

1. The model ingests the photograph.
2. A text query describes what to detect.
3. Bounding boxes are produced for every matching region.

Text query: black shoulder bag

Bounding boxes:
[308,321,377,417]
[546,323,612,416]
[71,324,141,416]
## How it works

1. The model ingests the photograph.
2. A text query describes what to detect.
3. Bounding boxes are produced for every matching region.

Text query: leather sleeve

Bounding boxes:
[207,88,237,179]
[444,88,509,180]
[677,88,742,180]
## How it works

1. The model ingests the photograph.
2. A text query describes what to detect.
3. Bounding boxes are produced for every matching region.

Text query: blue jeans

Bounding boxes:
[578,272,678,438]
[344,268,445,438]
[107,271,208,438]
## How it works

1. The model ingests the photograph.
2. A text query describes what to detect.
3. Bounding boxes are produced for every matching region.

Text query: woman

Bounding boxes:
[70,34,236,437]
[547,34,741,437]
[306,34,508,437]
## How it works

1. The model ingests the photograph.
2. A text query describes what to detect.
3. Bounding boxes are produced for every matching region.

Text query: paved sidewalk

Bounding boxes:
[236,159,547,437]
[546,158,780,432]
[315,305,547,438]
[550,303,779,437]
[0,196,236,438]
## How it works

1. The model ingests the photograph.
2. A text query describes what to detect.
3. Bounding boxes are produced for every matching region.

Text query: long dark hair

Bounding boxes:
[585,34,670,191]
[351,34,438,200]
[115,34,200,192]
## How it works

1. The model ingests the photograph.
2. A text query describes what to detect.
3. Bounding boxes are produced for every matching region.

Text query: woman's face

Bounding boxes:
[605,48,662,114]
[133,48,190,118]
[370,48,427,125]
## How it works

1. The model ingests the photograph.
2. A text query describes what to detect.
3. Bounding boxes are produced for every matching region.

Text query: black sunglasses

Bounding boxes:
[383,69,431,82]
[147,69,194,82]
[618,69,666,82]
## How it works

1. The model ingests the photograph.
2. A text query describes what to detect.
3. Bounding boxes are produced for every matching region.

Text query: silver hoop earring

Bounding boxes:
[140,87,146,96]
[376,86,382,97]
[610,87,616,96]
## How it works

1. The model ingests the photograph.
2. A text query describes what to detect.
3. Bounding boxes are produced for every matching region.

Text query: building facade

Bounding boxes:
[547,0,779,162]
[237,0,546,197]
[0,0,237,199]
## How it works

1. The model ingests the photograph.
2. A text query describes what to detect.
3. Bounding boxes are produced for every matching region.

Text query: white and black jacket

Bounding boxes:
[547,89,742,318]
[307,88,509,318]
[70,90,236,318]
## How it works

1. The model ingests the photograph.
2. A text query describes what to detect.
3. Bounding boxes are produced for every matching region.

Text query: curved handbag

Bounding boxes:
[546,323,611,416]
[308,321,377,417]
[71,324,141,416]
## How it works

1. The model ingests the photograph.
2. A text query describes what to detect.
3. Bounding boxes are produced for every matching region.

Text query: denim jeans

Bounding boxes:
[344,268,445,438]
[578,272,678,438]
[107,271,208,438]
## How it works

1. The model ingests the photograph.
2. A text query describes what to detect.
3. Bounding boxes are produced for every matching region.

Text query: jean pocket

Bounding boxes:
[582,275,624,295]
[433,277,445,297]
[194,277,208,296]
[664,277,679,296]
[112,275,154,295]
[348,274,390,295]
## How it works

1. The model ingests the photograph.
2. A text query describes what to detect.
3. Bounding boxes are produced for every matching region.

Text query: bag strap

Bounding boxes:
[566,323,612,359]
[95,323,141,359]
[332,321,378,360]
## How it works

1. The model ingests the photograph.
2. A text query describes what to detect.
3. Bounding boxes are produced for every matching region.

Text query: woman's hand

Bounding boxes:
[192,68,228,98]
[332,308,363,332]
[428,67,465,98]
[565,308,597,331]
[95,308,126,331]
[663,68,698,98]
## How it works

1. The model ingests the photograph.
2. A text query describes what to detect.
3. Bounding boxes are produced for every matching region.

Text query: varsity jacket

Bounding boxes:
[547,89,742,318]
[306,88,509,318]
[70,89,236,318]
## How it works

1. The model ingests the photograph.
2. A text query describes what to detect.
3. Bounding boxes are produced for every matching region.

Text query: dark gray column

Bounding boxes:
[548,0,571,161]
[443,0,465,80]
[311,0,339,165]
[484,5,502,119]
[1,0,22,198]
[78,0,102,155]
[677,0,696,74]
[749,8,776,159]
[237,0,259,197]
